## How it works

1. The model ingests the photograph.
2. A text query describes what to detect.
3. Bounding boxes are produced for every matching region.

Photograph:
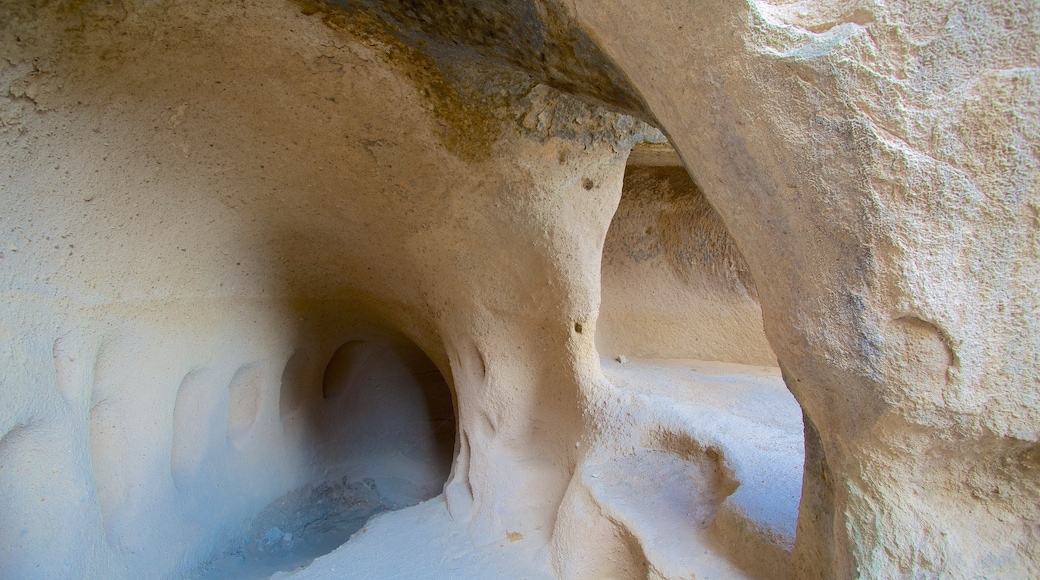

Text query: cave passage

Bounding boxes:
[597,141,775,366]
[580,141,805,578]
[191,332,456,579]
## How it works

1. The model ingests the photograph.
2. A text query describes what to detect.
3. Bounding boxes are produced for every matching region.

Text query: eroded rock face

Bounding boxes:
[0,1,655,576]
[1,0,1036,578]
[567,0,1040,576]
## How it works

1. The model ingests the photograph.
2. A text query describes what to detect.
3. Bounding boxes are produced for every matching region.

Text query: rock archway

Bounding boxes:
[569,0,1040,576]
[0,0,1036,578]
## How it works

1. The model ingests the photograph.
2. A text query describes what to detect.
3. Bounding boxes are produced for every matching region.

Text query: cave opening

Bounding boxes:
[597,140,775,366]
[585,140,807,578]
[192,329,457,579]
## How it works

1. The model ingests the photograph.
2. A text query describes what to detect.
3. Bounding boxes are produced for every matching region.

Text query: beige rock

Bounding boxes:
[0,0,1035,578]
[599,154,777,367]
[568,0,1040,577]
[0,1,647,575]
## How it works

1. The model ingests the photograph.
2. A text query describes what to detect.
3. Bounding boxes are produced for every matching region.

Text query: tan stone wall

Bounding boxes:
[599,162,776,366]
[570,0,1040,576]
[0,1,653,576]
[1,0,1036,577]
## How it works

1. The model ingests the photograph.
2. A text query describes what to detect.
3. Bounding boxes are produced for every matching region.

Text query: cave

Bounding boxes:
[190,326,456,578]
[1,1,1037,579]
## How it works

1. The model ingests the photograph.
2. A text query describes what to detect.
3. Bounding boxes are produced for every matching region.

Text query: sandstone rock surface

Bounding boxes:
[568,0,1040,576]
[1,0,1036,579]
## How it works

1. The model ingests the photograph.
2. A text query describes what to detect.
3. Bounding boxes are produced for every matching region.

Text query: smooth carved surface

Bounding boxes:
[0,1,643,576]
[0,0,1035,578]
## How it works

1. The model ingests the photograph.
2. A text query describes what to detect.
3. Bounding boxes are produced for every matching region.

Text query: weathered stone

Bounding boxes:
[0,0,1035,578]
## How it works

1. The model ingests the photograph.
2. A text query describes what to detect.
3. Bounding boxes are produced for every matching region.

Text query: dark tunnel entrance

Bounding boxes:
[312,336,457,507]
[193,331,456,579]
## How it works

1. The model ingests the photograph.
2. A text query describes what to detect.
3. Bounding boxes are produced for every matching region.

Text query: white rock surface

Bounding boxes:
[553,358,803,580]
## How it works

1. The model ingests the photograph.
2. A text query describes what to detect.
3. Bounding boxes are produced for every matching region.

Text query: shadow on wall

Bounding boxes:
[257,218,460,506]
[80,181,464,578]
[165,313,457,508]
[183,220,458,578]
[138,176,463,578]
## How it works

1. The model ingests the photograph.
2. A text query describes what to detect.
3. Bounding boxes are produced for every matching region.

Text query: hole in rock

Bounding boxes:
[590,140,806,578]
[598,140,769,366]
[192,332,456,579]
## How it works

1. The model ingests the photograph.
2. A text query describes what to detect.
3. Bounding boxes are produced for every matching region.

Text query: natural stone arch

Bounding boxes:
[567,0,1040,576]
[0,0,1035,578]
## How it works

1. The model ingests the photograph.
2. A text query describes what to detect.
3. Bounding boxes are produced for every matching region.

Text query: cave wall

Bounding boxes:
[0,0,1036,578]
[568,0,1040,576]
[0,1,655,576]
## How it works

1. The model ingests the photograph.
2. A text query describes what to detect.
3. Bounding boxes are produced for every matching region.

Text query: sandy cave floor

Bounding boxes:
[195,358,803,579]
